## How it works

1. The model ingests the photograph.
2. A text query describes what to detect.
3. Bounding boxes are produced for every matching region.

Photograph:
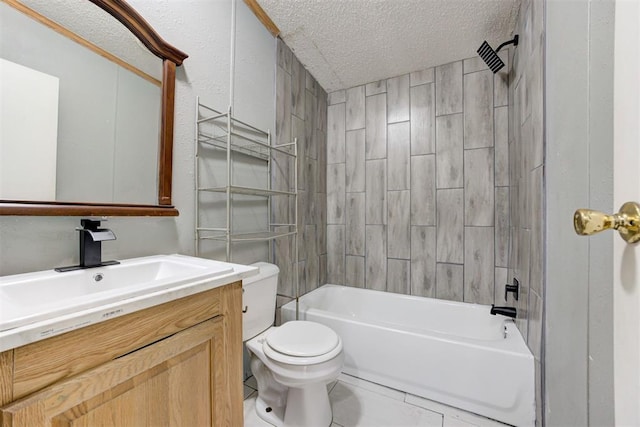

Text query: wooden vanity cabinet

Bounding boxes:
[0,281,243,427]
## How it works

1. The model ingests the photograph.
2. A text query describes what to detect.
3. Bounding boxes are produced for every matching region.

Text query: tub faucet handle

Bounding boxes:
[504,278,519,302]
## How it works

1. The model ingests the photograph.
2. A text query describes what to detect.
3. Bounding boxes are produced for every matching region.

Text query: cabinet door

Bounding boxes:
[1,318,225,427]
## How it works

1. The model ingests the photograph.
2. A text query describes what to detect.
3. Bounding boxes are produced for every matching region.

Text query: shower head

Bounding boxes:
[477,35,519,73]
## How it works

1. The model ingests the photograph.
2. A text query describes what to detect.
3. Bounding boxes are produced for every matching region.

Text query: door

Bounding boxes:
[613,0,640,425]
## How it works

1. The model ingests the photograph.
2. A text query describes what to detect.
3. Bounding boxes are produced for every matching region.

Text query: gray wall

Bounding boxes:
[508,0,545,424]
[0,0,276,275]
[545,0,614,425]
[324,57,510,305]
[273,39,328,300]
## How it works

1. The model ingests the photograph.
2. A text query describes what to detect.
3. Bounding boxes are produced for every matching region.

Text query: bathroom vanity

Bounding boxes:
[0,256,256,426]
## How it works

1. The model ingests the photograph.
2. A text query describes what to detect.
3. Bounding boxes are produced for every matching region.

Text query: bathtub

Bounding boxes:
[281,284,535,427]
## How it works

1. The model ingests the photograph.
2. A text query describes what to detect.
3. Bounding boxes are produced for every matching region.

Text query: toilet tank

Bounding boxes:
[242,262,279,341]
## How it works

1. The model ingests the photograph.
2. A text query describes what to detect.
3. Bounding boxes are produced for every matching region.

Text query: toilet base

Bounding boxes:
[251,358,334,427]
[283,382,333,427]
[255,394,286,427]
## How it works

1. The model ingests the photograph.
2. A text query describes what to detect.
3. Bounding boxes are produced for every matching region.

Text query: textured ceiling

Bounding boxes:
[257,0,521,92]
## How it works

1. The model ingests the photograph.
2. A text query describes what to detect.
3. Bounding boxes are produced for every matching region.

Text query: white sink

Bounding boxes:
[0,254,235,332]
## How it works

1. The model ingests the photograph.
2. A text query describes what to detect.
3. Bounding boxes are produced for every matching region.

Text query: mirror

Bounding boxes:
[0,0,188,216]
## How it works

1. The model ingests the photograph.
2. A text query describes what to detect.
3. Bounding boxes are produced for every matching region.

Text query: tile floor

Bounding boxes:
[243,373,509,427]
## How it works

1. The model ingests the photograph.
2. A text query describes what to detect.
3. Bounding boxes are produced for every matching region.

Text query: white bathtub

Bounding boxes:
[281,284,535,426]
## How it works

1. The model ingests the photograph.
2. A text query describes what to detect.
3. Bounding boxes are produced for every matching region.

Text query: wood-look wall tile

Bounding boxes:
[346,129,365,192]
[365,79,386,96]
[387,121,411,190]
[292,116,306,190]
[436,189,464,263]
[306,255,319,293]
[494,106,509,186]
[272,194,290,226]
[435,61,463,116]
[365,225,387,292]
[365,159,387,224]
[346,86,366,130]
[435,114,464,189]
[436,263,463,301]
[297,261,306,298]
[297,224,309,262]
[346,255,365,288]
[495,187,510,267]
[317,92,328,131]
[306,70,317,96]
[463,56,486,74]
[271,149,291,193]
[291,55,305,119]
[327,103,345,164]
[410,84,435,155]
[464,148,495,226]
[346,193,365,256]
[319,253,327,285]
[515,227,531,326]
[494,267,508,304]
[494,51,509,107]
[411,226,436,297]
[328,90,346,105]
[411,155,435,226]
[528,289,543,360]
[387,74,410,123]
[305,224,318,258]
[276,69,291,145]
[327,163,345,224]
[317,195,327,254]
[297,190,308,228]
[327,225,345,284]
[463,70,494,149]
[317,129,327,193]
[275,231,294,296]
[387,259,410,294]
[307,158,318,205]
[365,93,387,159]
[305,91,317,159]
[277,39,292,74]
[464,226,495,305]
[410,68,434,86]
[387,190,410,259]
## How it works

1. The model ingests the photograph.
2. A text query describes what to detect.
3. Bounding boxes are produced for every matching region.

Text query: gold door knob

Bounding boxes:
[574,201,640,244]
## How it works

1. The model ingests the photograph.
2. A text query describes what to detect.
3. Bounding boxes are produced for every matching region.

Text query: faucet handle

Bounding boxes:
[77,228,116,241]
[504,278,519,302]
[76,219,116,241]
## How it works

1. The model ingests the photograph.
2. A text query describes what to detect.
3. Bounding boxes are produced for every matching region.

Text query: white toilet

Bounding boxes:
[243,262,344,427]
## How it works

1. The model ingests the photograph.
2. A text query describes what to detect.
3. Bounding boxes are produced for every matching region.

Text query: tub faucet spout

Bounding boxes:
[490,304,517,318]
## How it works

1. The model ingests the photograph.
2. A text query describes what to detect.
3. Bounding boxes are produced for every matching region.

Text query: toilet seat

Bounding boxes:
[263,321,342,365]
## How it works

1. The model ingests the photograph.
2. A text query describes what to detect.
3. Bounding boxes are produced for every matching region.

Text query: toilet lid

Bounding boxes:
[265,321,339,357]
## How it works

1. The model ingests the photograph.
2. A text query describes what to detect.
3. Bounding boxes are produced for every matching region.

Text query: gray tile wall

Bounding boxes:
[274,39,327,298]
[509,0,545,424]
[326,55,510,304]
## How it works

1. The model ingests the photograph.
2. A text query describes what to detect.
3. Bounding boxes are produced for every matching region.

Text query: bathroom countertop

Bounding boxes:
[0,262,258,352]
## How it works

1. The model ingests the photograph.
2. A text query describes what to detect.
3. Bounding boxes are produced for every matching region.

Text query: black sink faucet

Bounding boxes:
[55,219,120,272]
[490,304,517,318]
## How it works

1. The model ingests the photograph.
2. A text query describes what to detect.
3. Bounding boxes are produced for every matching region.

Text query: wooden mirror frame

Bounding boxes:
[0,0,188,216]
